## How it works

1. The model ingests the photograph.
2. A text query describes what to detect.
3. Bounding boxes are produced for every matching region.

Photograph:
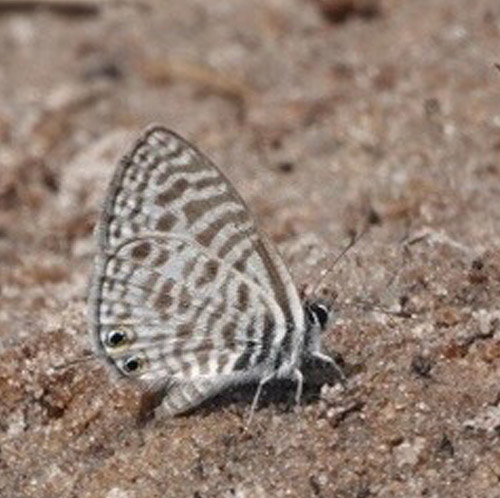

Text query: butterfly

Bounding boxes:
[87,125,345,419]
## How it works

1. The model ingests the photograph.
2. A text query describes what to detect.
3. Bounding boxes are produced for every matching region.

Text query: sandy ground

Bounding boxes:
[1,0,500,497]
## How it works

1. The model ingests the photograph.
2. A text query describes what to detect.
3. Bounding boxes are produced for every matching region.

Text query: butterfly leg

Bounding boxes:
[293,368,304,406]
[247,373,274,426]
[311,351,347,387]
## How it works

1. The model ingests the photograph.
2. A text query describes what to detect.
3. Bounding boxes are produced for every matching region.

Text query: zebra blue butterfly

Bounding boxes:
[87,125,344,418]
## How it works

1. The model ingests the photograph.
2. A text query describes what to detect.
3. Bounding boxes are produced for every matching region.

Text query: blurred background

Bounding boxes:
[1,1,500,497]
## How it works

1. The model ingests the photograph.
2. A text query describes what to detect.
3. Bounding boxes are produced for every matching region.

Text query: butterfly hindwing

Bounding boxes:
[92,235,285,379]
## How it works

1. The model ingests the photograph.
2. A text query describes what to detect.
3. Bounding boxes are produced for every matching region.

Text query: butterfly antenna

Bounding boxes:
[311,223,370,297]
[348,298,412,318]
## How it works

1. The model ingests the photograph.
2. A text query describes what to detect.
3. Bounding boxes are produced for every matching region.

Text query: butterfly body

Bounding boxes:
[88,126,341,417]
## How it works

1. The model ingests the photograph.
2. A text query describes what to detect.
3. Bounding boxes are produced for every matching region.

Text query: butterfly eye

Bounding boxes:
[122,355,141,373]
[106,330,127,347]
[310,302,329,329]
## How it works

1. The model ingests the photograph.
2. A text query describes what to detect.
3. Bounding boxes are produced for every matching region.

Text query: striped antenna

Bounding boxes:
[310,223,370,297]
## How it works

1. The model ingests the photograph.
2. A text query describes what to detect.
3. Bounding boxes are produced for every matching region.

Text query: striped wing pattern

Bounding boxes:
[88,126,305,415]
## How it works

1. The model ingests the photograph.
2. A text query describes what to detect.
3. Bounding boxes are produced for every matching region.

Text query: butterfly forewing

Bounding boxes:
[88,126,305,415]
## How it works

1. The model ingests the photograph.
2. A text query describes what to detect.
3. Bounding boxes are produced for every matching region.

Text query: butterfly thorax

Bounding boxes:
[267,299,332,381]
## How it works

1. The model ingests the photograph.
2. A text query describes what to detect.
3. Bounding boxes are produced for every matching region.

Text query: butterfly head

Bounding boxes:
[301,285,336,358]
[301,283,336,332]
[304,299,333,332]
